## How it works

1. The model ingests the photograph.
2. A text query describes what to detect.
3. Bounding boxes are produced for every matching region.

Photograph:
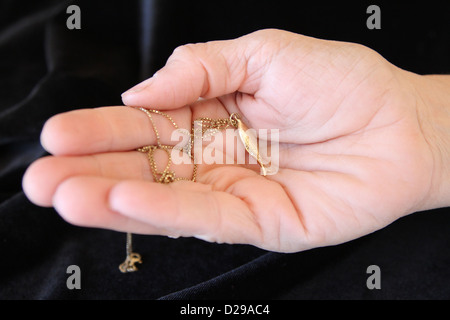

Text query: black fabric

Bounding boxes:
[0,0,449,300]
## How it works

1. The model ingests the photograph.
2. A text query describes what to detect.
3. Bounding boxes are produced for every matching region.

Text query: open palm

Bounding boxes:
[23,29,435,252]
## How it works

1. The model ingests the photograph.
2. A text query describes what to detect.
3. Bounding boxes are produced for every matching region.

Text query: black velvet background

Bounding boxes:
[0,0,449,300]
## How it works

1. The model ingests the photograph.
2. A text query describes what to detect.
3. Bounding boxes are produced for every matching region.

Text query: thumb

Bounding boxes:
[121,30,273,109]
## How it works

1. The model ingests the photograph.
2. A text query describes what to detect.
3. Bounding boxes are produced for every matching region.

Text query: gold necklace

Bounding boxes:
[118,107,268,273]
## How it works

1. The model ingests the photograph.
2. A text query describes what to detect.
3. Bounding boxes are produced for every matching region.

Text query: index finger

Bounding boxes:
[40,106,190,155]
[40,95,234,156]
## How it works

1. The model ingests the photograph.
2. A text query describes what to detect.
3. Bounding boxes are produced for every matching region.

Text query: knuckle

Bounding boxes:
[171,43,198,58]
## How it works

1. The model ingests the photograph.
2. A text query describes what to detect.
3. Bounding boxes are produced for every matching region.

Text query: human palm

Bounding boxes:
[23,29,435,252]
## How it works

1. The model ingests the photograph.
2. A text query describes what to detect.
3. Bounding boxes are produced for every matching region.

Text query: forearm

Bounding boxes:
[414,74,450,209]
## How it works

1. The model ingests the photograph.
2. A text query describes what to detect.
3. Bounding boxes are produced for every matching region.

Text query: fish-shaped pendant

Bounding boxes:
[230,113,268,176]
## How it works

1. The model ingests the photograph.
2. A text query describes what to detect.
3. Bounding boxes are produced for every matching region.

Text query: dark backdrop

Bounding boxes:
[0,0,449,299]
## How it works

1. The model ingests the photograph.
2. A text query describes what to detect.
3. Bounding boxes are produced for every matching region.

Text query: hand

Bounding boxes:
[23,29,450,252]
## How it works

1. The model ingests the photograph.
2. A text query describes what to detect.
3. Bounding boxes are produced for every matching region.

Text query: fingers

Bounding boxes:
[41,100,232,156]
[109,179,262,243]
[52,175,263,243]
[121,40,246,108]
[40,106,192,156]
[51,170,307,251]
[27,100,264,208]
[22,151,196,207]
[121,29,278,109]
[53,176,164,235]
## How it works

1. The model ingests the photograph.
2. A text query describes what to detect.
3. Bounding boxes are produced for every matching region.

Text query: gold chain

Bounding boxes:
[119,107,236,273]
[118,108,269,272]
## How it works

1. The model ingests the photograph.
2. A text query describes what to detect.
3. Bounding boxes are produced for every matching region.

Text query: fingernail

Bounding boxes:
[122,83,147,96]
[121,74,157,96]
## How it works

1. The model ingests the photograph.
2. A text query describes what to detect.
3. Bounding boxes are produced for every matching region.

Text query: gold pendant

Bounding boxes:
[230,113,268,176]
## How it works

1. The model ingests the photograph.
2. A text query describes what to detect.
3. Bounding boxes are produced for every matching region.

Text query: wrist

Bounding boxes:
[412,73,450,210]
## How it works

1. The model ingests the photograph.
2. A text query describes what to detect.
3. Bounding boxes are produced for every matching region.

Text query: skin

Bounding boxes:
[22,29,450,253]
